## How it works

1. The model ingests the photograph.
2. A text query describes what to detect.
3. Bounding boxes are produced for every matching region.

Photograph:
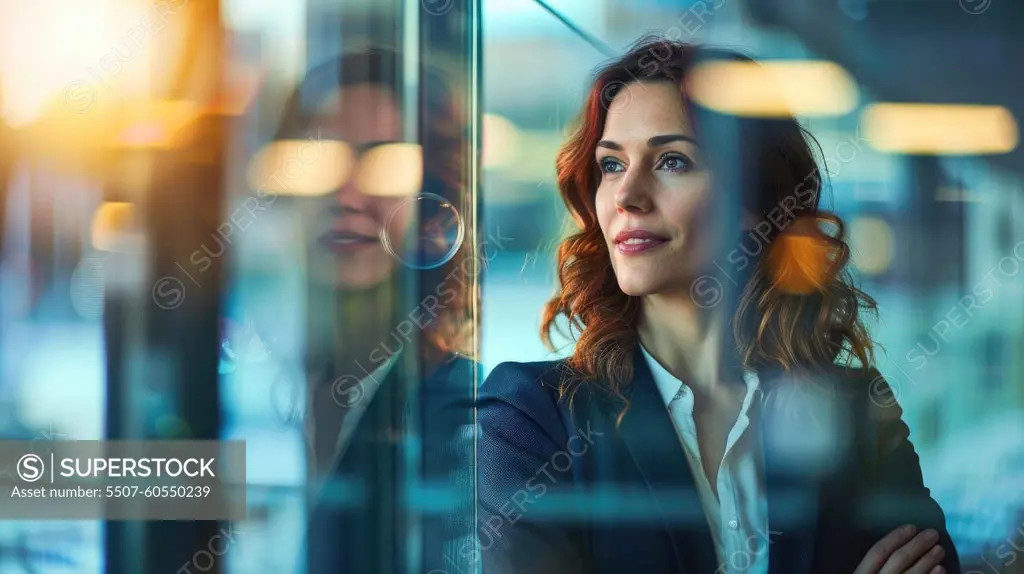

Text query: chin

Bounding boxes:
[309,249,396,290]
[616,276,659,297]
[335,266,394,290]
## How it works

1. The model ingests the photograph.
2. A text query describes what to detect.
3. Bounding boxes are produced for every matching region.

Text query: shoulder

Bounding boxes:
[479,359,570,413]
[821,364,905,421]
[423,355,481,386]
[820,365,911,455]
[478,359,575,443]
[481,360,567,396]
[770,364,907,428]
[417,355,481,409]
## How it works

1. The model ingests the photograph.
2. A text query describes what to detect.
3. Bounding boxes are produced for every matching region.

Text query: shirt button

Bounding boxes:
[728,519,739,530]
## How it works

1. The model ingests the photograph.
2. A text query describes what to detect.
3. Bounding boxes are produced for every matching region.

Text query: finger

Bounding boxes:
[880,529,940,574]
[903,545,945,574]
[853,525,918,574]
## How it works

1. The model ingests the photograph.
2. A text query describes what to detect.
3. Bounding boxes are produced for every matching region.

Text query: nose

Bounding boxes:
[332,177,371,215]
[614,169,653,214]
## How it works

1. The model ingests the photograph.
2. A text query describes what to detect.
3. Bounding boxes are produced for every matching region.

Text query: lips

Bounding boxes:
[614,228,669,254]
[317,229,380,253]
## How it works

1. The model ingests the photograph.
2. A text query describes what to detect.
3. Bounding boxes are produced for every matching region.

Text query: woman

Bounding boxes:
[265,46,477,573]
[476,38,960,574]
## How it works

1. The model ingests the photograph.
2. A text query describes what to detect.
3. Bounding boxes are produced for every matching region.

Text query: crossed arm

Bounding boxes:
[846,373,961,574]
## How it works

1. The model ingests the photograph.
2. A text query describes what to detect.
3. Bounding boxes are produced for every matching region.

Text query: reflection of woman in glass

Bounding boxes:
[271,46,475,573]
[477,39,960,574]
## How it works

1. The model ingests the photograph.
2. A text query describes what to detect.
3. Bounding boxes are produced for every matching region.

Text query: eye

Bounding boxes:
[598,157,625,174]
[657,153,694,173]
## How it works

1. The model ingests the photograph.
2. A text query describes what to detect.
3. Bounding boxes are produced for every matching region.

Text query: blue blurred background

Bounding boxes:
[1,0,1022,572]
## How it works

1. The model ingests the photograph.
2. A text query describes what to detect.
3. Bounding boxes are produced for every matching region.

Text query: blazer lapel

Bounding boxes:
[617,350,718,574]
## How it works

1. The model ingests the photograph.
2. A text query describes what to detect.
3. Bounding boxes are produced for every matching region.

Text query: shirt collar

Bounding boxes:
[638,343,760,407]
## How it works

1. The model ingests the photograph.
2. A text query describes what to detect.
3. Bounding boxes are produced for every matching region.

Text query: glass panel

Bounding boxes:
[1,0,478,572]
[220,0,479,572]
[479,0,1024,571]
[0,130,106,574]
[481,0,612,371]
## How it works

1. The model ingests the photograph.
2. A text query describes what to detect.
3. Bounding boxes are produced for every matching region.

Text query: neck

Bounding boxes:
[306,279,401,379]
[636,286,742,394]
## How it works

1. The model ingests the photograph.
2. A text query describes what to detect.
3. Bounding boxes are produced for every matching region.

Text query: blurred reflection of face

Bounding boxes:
[303,84,412,290]
[594,81,718,297]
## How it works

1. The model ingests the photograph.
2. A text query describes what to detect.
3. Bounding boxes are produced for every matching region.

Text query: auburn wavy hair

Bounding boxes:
[541,38,878,411]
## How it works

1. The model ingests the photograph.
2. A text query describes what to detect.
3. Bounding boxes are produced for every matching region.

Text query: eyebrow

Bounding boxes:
[356,140,403,152]
[290,132,403,153]
[596,134,699,151]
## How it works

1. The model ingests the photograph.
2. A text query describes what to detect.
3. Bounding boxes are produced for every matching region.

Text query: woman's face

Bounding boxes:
[595,80,731,297]
[302,84,413,289]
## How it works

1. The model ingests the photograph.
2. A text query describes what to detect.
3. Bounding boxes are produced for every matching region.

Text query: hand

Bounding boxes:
[853,524,946,574]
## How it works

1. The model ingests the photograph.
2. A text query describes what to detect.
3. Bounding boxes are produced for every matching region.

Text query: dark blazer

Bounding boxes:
[304,356,477,573]
[476,350,961,574]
